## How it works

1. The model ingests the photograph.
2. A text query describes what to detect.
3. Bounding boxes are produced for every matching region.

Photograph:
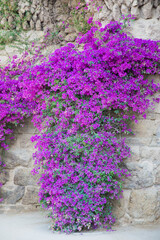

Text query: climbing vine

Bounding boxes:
[0,16,160,233]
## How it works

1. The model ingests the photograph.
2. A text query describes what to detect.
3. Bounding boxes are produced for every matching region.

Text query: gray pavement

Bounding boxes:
[0,211,160,240]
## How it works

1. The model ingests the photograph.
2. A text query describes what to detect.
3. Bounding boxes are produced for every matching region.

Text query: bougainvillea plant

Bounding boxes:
[0,18,160,233]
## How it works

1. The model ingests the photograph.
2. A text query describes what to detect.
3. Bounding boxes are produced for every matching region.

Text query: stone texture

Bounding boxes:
[0,170,9,185]
[65,33,76,42]
[128,188,157,220]
[153,0,160,7]
[14,167,39,186]
[140,146,160,161]
[1,186,25,204]
[4,148,32,168]
[26,12,32,21]
[22,186,39,205]
[154,6,160,19]
[124,161,154,189]
[113,190,131,220]
[30,20,35,30]
[131,6,140,18]
[39,11,44,22]
[130,19,160,41]
[5,45,19,58]
[17,118,37,134]
[132,0,138,7]
[138,0,150,6]
[129,146,140,161]
[145,20,160,40]
[0,0,160,225]
[124,0,134,7]
[155,188,160,219]
[113,4,121,21]
[0,18,7,28]
[68,0,80,8]
[32,13,38,22]
[36,20,41,31]
[64,26,75,34]
[121,4,130,15]
[104,0,113,10]
[130,119,156,145]
[0,56,9,66]
[22,21,29,31]
[141,2,153,19]
[8,16,14,28]
[0,0,157,32]
[97,5,111,20]
[155,165,160,184]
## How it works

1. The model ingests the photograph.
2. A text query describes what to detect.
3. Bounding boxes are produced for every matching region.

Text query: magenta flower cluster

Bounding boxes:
[0,20,160,232]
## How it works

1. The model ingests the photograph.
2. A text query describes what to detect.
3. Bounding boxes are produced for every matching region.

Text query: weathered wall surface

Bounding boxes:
[0,0,58,31]
[86,0,160,23]
[113,75,160,225]
[0,119,40,213]
[0,0,160,226]
[1,0,160,31]
[0,0,80,31]
[0,94,160,224]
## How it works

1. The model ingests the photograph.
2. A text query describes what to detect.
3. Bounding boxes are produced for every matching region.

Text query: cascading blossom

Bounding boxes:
[0,19,160,233]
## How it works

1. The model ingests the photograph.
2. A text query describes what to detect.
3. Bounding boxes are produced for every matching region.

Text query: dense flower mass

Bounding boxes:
[0,20,160,232]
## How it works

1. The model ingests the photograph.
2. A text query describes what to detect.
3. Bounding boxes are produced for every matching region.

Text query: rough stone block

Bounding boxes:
[16,118,38,134]
[140,147,160,161]
[1,186,25,204]
[138,0,150,6]
[132,0,138,7]
[113,190,131,219]
[36,20,42,31]
[0,56,9,66]
[104,0,113,10]
[124,161,154,189]
[113,4,121,21]
[22,21,29,31]
[65,26,76,34]
[131,6,140,18]
[129,19,160,41]
[22,186,39,205]
[155,165,160,184]
[0,170,9,185]
[153,0,160,7]
[145,20,160,40]
[130,119,156,145]
[155,187,160,219]
[128,188,157,219]
[30,20,35,30]
[121,4,130,15]
[18,134,35,151]
[129,145,140,161]
[124,0,134,7]
[68,0,80,8]
[141,2,153,19]
[65,33,76,42]
[4,148,32,168]
[14,167,39,186]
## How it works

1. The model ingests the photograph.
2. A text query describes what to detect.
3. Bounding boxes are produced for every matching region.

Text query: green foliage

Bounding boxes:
[0,30,17,45]
[71,8,91,34]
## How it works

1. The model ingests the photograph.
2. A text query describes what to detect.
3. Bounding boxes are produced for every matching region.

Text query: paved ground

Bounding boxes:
[0,211,160,240]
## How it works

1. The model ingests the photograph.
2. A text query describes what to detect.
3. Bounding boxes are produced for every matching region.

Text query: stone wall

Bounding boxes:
[113,76,160,224]
[0,0,56,31]
[0,119,40,213]
[0,95,160,224]
[0,0,160,226]
[1,0,160,31]
[0,0,80,31]
[86,0,160,24]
